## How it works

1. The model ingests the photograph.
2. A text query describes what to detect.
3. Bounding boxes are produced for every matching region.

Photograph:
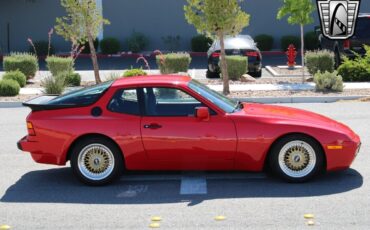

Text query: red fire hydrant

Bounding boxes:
[286,44,297,68]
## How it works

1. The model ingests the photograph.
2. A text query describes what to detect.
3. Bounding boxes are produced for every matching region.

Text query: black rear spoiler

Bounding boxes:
[22,95,74,111]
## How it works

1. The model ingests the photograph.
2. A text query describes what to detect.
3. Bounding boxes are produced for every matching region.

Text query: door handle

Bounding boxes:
[143,123,162,129]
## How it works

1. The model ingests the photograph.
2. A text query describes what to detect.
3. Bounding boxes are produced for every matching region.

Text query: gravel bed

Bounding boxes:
[198,77,311,85]
[270,66,310,76]
[229,89,370,98]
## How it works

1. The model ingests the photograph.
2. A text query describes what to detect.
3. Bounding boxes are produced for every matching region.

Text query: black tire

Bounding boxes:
[250,70,262,78]
[70,137,124,186]
[206,69,220,79]
[268,134,324,183]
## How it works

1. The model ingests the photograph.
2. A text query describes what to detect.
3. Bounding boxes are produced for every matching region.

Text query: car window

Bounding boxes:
[107,89,140,115]
[188,79,237,113]
[143,87,205,116]
[47,81,113,106]
[355,18,370,38]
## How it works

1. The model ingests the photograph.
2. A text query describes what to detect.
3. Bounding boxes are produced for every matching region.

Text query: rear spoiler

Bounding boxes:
[22,95,74,111]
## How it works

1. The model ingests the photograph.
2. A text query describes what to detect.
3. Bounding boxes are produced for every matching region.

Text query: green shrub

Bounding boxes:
[305,50,335,75]
[127,32,149,53]
[2,70,27,87]
[314,71,344,92]
[42,75,66,95]
[338,59,370,82]
[57,72,81,86]
[100,37,121,54]
[304,31,320,50]
[254,34,274,51]
[46,56,74,77]
[80,38,99,54]
[156,53,192,74]
[191,35,213,52]
[29,40,55,56]
[123,68,147,77]
[221,56,248,81]
[281,35,300,50]
[0,79,20,96]
[3,53,39,79]
[337,46,370,82]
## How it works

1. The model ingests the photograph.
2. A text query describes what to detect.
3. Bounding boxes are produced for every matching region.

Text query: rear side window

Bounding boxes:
[355,18,370,38]
[107,89,140,115]
[48,81,112,106]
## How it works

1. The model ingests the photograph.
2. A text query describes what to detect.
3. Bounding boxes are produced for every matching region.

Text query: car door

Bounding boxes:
[140,87,237,169]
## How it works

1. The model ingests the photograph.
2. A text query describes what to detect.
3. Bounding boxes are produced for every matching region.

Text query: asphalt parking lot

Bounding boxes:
[0,102,369,229]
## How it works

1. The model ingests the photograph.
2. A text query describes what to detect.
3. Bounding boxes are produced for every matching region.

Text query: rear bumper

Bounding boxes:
[17,135,63,165]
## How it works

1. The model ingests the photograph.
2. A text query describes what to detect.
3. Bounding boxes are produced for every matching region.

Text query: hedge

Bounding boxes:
[100,37,121,54]
[156,53,192,74]
[46,56,74,77]
[3,53,39,79]
[305,50,335,75]
[2,70,27,87]
[191,35,213,52]
[254,34,274,51]
[0,79,20,96]
[281,35,300,50]
[221,56,248,81]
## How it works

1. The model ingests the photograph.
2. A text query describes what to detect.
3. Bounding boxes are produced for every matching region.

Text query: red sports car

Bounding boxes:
[18,76,361,185]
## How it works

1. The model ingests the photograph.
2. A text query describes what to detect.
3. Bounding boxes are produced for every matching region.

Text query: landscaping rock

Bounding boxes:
[241,74,256,82]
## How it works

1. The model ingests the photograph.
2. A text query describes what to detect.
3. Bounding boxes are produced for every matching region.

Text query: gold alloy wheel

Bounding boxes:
[278,140,317,178]
[77,144,115,181]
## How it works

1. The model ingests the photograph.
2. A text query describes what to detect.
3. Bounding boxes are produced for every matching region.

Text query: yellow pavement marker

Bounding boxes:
[149,222,160,228]
[0,225,11,230]
[304,214,314,219]
[151,216,162,222]
[214,215,226,221]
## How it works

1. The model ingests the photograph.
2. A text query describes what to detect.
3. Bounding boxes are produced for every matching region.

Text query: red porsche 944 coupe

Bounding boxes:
[18,76,361,185]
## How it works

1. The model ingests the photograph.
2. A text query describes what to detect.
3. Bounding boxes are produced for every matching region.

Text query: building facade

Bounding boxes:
[0,0,369,53]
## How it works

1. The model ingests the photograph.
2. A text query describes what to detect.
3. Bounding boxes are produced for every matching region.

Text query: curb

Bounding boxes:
[0,96,366,108]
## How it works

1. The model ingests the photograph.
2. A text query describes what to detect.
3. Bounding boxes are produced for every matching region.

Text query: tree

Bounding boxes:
[277,0,315,82]
[55,0,109,84]
[184,0,250,95]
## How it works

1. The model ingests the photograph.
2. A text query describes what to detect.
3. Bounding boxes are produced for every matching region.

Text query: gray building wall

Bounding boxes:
[1,0,369,53]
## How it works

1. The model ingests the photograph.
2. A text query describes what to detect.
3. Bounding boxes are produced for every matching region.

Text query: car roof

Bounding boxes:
[112,75,192,87]
[210,34,256,51]
[358,13,370,18]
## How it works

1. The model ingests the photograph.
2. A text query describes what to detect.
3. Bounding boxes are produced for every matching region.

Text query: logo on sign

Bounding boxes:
[317,0,361,39]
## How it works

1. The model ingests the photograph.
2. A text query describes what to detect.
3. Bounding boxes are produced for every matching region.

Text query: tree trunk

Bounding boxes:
[219,32,230,95]
[88,32,101,84]
[301,24,305,83]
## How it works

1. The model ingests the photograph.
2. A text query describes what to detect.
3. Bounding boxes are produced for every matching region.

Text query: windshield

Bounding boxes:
[188,79,237,113]
[47,81,113,105]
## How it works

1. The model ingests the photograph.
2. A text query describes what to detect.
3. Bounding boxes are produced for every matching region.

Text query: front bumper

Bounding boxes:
[326,138,361,171]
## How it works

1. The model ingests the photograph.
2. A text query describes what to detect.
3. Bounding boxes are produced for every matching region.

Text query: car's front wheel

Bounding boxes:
[70,137,124,186]
[269,135,324,182]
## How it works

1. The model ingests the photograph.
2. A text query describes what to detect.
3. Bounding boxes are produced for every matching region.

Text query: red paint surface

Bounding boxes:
[18,76,361,172]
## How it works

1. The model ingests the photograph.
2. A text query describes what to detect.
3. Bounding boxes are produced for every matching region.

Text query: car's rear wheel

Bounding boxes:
[70,137,124,186]
[269,135,324,182]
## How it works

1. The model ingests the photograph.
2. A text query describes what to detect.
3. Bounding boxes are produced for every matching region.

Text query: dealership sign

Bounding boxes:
[317,0,361,39]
